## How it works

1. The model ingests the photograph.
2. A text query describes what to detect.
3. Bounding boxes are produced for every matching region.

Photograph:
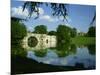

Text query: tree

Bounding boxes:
[23,2,68,21]
[11,17,27,56]
[87,26,96,37]
[33,25,47,34]
[11,17,27,45]
[56,25,71,43]
[71,28,77,37]
[48,31,56,35]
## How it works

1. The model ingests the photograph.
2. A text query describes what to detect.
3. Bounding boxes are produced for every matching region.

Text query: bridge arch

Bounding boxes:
[22,33,57,50]
[28,36,38,47]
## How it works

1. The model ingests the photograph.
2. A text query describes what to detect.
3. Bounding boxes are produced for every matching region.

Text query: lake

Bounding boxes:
[26,40,96,69]
[11,41,96,74]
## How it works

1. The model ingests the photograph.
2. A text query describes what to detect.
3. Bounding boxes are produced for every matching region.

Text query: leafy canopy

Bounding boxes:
[33,25,47,34]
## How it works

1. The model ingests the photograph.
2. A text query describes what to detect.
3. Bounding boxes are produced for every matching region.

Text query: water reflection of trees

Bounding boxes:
[70,44,77,54]
[34,49,47,57]
[77,44,96,55]
[75,63,84,68]
[56,42,77,57]
[87,44,95,55]
[11,17,27,57]
[30,41,77,58]
[11,45,27,57]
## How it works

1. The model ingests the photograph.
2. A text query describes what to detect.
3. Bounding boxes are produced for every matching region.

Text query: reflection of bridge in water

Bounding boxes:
[22,33,57,50]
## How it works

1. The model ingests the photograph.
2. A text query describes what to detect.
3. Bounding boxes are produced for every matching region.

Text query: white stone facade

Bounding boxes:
[22,33,57,50]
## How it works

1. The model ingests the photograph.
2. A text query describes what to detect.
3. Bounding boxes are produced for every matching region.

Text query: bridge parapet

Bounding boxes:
[22,33,57,50]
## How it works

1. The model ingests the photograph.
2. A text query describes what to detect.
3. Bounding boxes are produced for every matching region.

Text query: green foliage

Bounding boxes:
[11,17,27,56]
[56,50,68,57]
[34,50,47,57]
[87,44,95,55]
[70,28,77,37]
[11,19,27,41]
[56,43,70,57]
[56,25,71,43]
[87,26,96,37]
[11,45,27,57]
[48,31,56,35]
[69,44,77,54]
[23,2,68,21]
[33,25,47,34]
[56,42,76,57]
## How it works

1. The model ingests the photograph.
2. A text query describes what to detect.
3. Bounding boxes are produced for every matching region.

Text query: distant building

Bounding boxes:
[78,32,86,36]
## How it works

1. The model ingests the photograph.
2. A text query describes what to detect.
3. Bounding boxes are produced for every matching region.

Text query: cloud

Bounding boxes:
[38,8,44,15]
[31,7,44,17]
[11,6,44,18]
[39,15,53,22]
[39,15,71,23]
[27,26,33,32]
[11,6,29,18]
[11,6,70,23]
[64,23,72,27]
[39,15,59,22]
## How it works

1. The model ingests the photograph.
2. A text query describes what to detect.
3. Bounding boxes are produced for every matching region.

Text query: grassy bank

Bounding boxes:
[71,36,96,45]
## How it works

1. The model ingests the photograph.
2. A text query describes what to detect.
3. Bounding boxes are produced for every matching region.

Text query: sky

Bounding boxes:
[11,0,96,32]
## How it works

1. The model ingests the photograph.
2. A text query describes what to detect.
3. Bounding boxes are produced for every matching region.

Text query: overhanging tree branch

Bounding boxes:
[23,1,69,21]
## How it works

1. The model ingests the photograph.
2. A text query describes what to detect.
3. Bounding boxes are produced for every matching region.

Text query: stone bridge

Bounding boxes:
[22,33,57,50]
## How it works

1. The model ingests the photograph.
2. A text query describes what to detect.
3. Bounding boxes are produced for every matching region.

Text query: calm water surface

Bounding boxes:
[25,41,95,68]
